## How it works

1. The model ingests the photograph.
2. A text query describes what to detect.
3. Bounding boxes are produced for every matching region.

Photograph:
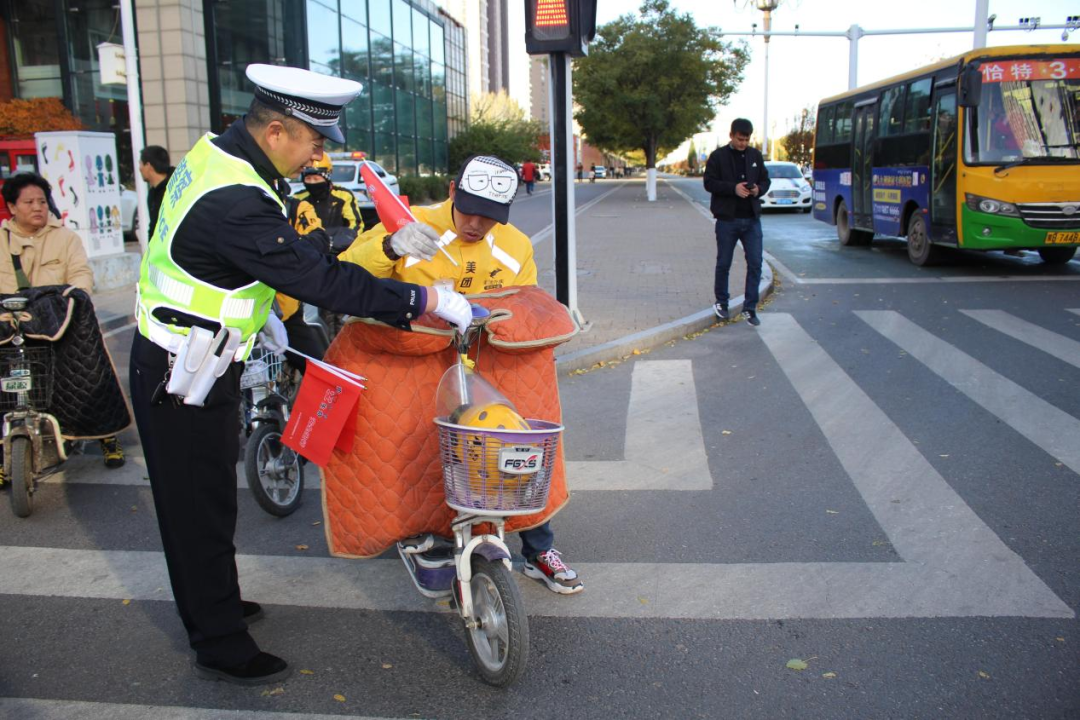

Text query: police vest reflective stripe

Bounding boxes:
[136,134,282,360]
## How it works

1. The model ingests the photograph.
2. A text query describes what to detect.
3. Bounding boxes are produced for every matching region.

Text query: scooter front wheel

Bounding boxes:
[464,556,528,687]
[245,423,304,517]
[9,436,33,518]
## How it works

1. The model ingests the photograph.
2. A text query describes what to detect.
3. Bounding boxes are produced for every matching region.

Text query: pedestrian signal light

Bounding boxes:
[524,0,597,57]
[533,0,570,41]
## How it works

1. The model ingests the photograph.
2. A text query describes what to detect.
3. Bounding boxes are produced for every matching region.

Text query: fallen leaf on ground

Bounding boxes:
[826,509,839,514]
[261,687,284,696]
[122,599,131,605]
[787,659,809,671]
[638,596,650,605]
[978,671,990,679]
[939,454,950,458]
[381,663,393,669]
[822,672,837,679]
[299,669,314,675]
[721,430,732,435]
[296,544,309,551]
[311,521,322,526]
[334,694,346,702]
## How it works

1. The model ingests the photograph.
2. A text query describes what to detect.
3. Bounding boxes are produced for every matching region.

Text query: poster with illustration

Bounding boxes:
[34,131,124,258]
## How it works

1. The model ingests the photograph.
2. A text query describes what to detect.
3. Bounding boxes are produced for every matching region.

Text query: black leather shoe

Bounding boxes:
[194,651,291,686]
[242,600,264,624]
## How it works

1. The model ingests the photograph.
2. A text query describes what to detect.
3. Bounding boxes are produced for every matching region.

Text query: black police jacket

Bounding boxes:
[166,120,425,329]
[703,145,771,219]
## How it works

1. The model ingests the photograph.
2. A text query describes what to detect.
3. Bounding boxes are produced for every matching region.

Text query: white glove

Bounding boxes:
[390,222,441,261]
[433,287,472,335]
[258,313,288,356]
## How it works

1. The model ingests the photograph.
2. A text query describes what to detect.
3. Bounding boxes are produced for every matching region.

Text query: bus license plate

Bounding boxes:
[2,376,31,393]
[1046,231,1080,244]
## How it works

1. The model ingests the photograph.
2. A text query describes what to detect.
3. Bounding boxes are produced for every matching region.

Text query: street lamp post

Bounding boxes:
[755,0,779,160]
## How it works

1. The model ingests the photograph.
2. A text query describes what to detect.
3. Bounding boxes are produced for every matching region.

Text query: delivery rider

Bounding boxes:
[129,63,472,686]
[340,154,582,595]
[293,153,362,236]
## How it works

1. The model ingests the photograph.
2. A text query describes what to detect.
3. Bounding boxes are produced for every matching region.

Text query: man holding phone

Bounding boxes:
[703,118,771,326]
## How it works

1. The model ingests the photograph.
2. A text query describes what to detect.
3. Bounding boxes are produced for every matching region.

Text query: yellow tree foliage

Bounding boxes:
[0,98,83,138]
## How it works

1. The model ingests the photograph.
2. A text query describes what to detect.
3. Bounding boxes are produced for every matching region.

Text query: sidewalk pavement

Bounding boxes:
[92,178,773,369]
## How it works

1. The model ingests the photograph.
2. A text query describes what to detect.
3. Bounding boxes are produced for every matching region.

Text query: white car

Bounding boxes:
[288,152,400,226]
[761,161,813,213]
[537,163,551,181]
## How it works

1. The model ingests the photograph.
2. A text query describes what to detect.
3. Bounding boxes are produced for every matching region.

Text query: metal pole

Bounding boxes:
[974,0,990,48]
[762,10,771,160]
[119,0,149,251]
[847,24,863,90]
[548,53,579,319]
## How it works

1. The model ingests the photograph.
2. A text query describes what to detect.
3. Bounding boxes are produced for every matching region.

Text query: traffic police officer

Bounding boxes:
[129,64,471,686]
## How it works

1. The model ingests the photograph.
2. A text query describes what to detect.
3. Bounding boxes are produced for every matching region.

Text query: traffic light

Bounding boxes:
[524,0,597,57]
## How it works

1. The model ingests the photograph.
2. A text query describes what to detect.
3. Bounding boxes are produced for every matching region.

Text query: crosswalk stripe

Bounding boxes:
[43,454,322,490]
[0,544,1070,620]
[568,360,711,491]
[0,698,410,720]
[960,309,1080,370]
[857,310,1080,476]
[4,314,1071,621]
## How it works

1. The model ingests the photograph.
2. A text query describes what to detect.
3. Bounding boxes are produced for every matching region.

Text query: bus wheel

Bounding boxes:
[1037,247,1077,265]
[906,213,940,266]
[836,200,871,246]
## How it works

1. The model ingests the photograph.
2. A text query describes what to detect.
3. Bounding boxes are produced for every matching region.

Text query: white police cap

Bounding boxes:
[245,64,362,144]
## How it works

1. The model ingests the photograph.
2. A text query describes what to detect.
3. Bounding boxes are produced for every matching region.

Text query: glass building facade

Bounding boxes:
[207,0,467,175]
[3,0,135,182]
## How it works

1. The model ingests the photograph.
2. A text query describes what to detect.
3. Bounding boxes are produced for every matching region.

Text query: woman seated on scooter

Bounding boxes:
[0,172,125,470]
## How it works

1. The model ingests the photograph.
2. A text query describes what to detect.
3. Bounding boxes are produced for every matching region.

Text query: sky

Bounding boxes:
[583,0,1078,163]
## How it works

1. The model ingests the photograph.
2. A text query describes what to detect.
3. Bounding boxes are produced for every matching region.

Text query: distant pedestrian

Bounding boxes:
[576,163,583,182]
[139,145,174,238]
[521,159,537,195]
[703,118,770,327]
[589,165,596,183]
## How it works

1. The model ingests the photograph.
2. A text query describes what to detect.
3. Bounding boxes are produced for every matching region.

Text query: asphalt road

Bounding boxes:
[2,179,1079,719]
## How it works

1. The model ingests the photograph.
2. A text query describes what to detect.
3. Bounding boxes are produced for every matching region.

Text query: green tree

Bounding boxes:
[686,139,698,173]
[447,91,543,171]
[574,0,749,198]
[781,106,816,167]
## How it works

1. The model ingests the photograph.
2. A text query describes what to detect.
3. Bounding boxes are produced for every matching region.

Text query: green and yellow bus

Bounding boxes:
[812,44,1080,266]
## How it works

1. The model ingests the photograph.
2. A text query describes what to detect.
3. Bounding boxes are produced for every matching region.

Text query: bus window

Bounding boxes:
[834,102,853,142]
[817,105,835,144]
[879,86,906,136]
[904,79,933,133]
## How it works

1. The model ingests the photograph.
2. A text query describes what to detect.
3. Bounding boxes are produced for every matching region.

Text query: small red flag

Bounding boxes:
[281,359,364,466]
[360,161,416,233]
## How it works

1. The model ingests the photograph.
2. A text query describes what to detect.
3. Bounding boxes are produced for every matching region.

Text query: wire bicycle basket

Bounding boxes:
[0,346,55,410]
[435,418,562,515]
[240,346,286,392]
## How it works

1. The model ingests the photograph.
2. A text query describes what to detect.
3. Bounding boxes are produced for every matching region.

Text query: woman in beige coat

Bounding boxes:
[1,172,124,469]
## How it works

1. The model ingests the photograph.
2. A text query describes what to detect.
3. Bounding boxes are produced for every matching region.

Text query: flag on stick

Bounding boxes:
[281,355,365,466]
[360,161,458,266]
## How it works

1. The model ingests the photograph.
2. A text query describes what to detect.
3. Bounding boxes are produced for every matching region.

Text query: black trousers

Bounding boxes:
[129,332,259,666]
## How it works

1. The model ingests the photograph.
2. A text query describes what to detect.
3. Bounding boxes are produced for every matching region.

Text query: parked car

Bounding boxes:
[537,162,551,181]
[288,152,400,228]
[593,165,607,179]
[761,161,812,213]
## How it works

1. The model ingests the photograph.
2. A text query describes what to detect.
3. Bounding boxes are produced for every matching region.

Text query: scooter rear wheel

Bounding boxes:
[9,436,33,518]
[464,556,528,687]
[246,423,304,517]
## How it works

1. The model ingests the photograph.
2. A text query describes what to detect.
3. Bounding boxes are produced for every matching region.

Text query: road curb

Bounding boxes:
[555,261,776,374]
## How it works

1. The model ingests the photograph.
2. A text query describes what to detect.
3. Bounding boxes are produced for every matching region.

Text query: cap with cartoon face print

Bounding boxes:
[453,155,520,224]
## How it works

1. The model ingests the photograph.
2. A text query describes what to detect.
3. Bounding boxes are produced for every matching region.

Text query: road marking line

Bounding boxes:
[0,543,1069,620]
[857,310,1080,476]
[530,183,625,246]
[568,360,710,491]
[43,455,322,490]
[0,698,409,720]
[960,309,1080,370]
[1068,308,1080,317]
[6,315,1070,620]
[101,321,137,338]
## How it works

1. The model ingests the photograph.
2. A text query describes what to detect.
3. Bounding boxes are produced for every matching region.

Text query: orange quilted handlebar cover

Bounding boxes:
[320,286,577,558]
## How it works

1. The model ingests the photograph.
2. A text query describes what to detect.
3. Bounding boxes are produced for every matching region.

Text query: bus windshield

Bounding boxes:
[965,57,1080,165]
